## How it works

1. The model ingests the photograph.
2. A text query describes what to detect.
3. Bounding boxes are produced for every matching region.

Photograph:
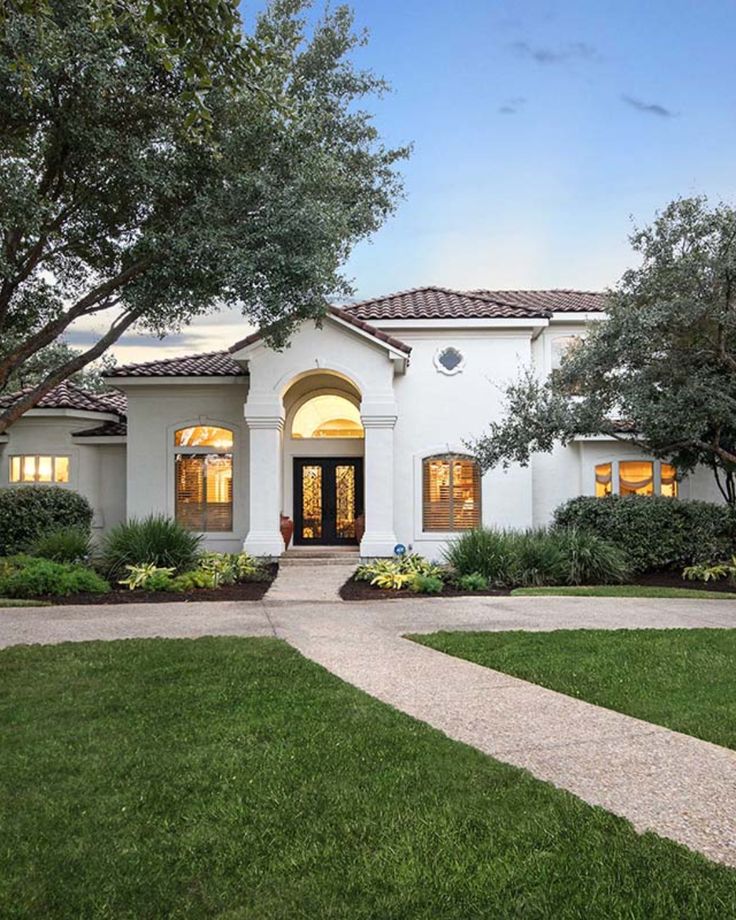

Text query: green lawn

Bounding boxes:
[412,629,736,750]
[510,585,736,598]
[2,638,735,918]
[0,598,50,607]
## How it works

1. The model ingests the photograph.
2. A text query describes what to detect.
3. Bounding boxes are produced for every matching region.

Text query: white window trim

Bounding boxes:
[168,418,239,537]
[595,458,678,497]
[433,346,466,376]
[413,446,482,542]
[8,453,72,486]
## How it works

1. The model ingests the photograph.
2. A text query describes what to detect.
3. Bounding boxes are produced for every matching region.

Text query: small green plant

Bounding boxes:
[100,516,202,578]
[170,569,217,591]
[196,551,268,586]
[356,554,445,591]
[118,563,176,591]
[682,557,736,583]
[0,555,109,598]
[31,527,92,564]
[456,572,488,591]
[552,527,630,586]
[444,529,515,586]
[409,573,443,594]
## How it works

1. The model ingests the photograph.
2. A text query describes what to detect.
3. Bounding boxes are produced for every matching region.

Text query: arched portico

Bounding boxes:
[233,314,406,557]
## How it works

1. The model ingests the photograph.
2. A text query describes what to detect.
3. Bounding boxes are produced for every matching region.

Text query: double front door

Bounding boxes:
[293,458,364,545]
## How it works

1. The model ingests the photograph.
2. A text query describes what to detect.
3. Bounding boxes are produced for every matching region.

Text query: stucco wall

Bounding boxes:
[120,382,249,552]
[0,414,126,538]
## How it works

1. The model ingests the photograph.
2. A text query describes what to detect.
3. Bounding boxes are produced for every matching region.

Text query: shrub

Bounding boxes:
[31,527,92,564]
[455,572,488,591]
[170,569,217,591]
[117,563,176,591]
[0,486,93,555]
[355,554,445,590]
[551,528,630,585]
[0,555,109,598]
[443,529,515,586]
[553,495,735,573]
[409,573,443,594]
[682,557,736,584]
[100,516,201,578]
[506,529,566,587]
[197,551,268,586]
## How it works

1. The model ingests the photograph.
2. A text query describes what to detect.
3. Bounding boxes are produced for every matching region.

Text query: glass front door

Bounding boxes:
[293,458,364,545]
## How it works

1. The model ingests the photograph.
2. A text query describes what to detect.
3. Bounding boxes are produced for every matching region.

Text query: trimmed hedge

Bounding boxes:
[0,555,110,598]
[0,486,93,556]
[552,495,735,573]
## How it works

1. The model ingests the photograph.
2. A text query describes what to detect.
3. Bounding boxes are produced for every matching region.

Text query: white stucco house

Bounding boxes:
[0,287,722,559]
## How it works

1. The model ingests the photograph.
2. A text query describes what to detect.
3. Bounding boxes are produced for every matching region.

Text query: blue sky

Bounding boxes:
[102,0,736,361]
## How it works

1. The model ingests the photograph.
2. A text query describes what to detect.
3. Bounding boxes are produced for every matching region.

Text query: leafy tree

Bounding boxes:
[470,198,736,506]
[0,0,407,431]
[3,342,115,392]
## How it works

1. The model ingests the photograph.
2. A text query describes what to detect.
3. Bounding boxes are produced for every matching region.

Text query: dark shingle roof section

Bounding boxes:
[0,380,125,416]
[469,289,607,314]
[73,419,128,438]
[228,306,412,355]
[106,350,244,378]
[342,286,608,321]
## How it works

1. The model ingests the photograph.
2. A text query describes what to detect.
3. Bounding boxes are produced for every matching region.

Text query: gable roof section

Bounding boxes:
[0,380,126,416]
[73,419,128,438]
[342,286,607,321]
[228,305,412,355]
[106,350,244,378]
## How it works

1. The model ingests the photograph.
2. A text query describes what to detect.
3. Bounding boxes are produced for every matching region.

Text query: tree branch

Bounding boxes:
[0,308,142,434]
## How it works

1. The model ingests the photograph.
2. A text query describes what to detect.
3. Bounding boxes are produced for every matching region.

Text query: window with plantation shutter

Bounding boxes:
[423,454,481,532]
[174,427,233,532]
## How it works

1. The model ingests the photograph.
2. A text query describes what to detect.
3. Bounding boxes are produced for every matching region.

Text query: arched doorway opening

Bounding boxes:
[283,374,364,546]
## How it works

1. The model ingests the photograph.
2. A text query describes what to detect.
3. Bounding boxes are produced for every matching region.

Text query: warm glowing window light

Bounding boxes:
[291,395,363,439]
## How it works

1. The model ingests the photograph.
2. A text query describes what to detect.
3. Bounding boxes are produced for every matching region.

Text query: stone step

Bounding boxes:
[280,548,360,566]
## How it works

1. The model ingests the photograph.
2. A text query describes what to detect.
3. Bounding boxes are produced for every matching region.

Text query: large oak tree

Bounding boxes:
[470,198,736,506]
[0,0,407,431]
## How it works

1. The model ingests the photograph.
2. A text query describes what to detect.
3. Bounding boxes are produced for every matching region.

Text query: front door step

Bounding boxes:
[281,547,360,566]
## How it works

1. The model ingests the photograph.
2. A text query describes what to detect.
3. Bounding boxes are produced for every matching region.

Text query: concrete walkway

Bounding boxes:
[2,590,736,866]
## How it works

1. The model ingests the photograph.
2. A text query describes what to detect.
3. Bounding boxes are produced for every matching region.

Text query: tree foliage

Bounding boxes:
[470,198,736,504]
[0,0,407,431]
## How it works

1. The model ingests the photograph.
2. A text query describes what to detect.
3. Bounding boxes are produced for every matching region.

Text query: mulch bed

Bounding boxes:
[29,565,278,605]
[339,575,511,601]
[339,569,734,601]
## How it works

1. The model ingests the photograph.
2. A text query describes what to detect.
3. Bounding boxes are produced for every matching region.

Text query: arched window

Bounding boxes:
[291,395,363,439]
[174,426,233,532]
[423,454,481,532]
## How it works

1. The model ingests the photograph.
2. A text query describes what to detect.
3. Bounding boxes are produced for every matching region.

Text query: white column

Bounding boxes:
[243,395,284,557]
[360,403,399,557]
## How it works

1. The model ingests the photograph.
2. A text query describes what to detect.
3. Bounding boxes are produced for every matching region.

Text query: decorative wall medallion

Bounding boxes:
[434,346,465,375]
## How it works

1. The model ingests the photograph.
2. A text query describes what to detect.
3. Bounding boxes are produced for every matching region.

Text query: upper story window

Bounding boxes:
[594,460,678,498]
[434,346,465,376]
[551,335,582,371]
[423,454,481,532]
[174,426,233,532]
[291,395,363,439]
[10,455,69,483]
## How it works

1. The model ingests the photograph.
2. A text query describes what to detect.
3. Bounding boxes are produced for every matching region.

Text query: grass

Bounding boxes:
[0,597,50,607]
[511,584,736,598]
[1,639,736,918]
[412,629,736,750]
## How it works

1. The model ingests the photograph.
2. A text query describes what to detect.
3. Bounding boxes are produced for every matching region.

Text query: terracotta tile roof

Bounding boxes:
[469,289,607,314]
[228,306,412,355]
[0,380,125,416]
[342,286,608,321]
[106,350,245,378]
[73,419,128,438]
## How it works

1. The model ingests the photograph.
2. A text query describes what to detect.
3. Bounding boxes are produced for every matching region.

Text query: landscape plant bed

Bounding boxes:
[14,564,278,606]
[339,574,511,600]
[340,570,734,601]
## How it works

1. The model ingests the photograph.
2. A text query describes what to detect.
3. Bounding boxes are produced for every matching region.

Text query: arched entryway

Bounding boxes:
[282,373,365,546]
